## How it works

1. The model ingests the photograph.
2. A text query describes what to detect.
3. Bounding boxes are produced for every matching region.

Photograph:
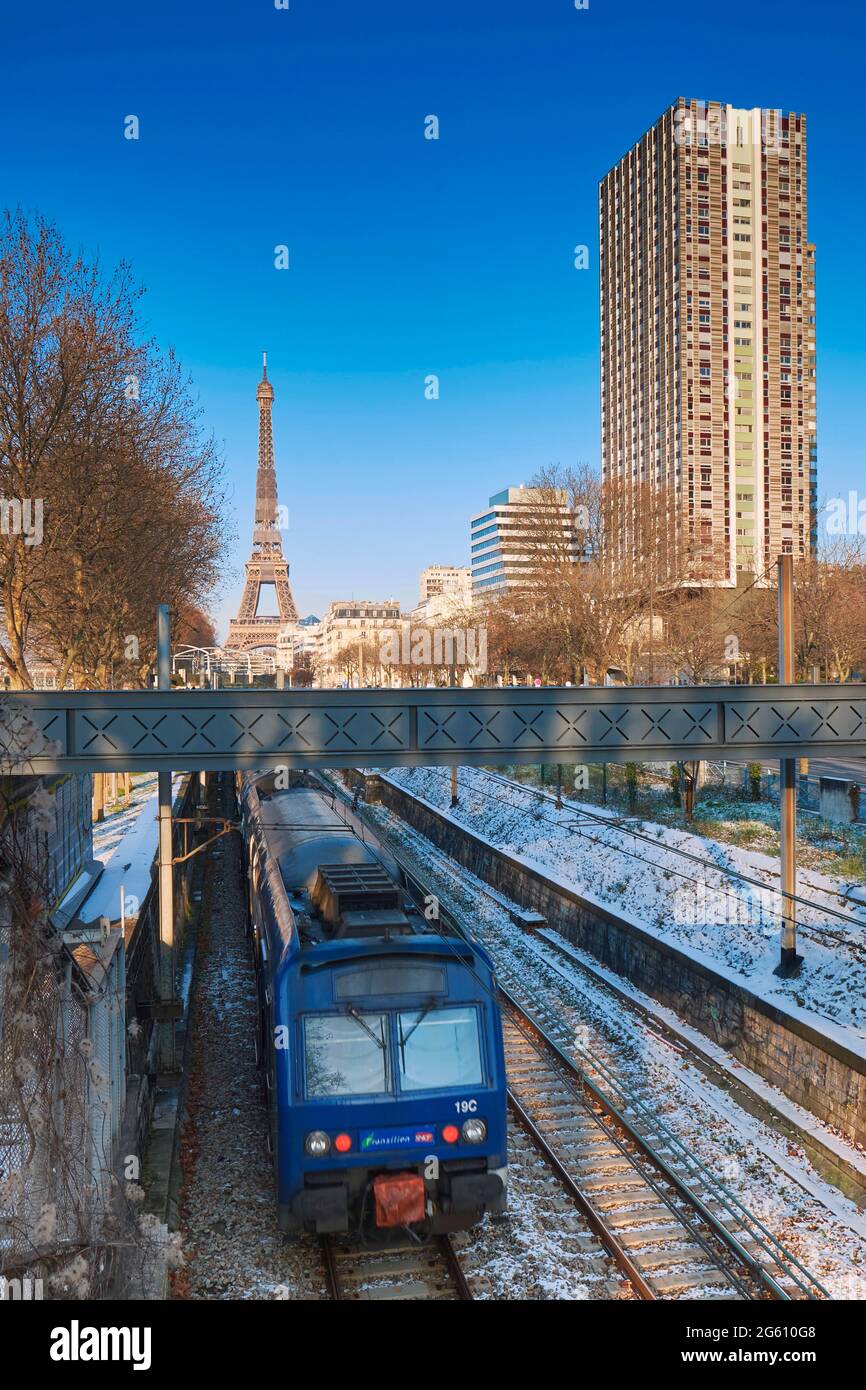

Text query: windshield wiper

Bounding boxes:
[400,996,438,1050]
[344,1004,385,1051]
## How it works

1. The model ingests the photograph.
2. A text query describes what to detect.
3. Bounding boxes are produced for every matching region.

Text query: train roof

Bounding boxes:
[254,785,381,894]
[249,779,420,941]
[243,776,499,978]
[293,935,480,968]
[291,936,498,1003]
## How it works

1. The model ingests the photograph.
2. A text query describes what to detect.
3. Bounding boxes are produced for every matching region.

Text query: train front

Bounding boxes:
[277,937,507,1240]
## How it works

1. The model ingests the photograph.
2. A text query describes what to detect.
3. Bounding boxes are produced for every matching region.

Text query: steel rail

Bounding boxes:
[506,1088,655,1300]
[320,1234,472,1301]
[437,1234,475,1301]
[508,919,866,1270]
[496,982,829,1301]
[320,1235,342,1299]
[501,992,779,1302]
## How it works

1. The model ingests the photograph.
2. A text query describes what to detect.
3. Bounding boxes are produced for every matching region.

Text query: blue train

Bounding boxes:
[239,772,508,1240]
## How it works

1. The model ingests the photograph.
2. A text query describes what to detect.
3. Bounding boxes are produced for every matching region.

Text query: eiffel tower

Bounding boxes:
[225,354,299,651]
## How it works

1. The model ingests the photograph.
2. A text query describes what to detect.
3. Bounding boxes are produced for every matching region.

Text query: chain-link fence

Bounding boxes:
[1,771,198,1293]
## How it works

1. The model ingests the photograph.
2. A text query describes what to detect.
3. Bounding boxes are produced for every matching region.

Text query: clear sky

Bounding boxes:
[2,0,863,637]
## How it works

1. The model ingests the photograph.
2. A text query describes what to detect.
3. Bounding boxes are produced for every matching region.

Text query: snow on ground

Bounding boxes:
[356,794,866,1299]
[383,766,866,1042]
[455,1124,621,1299]
[79,772,183,926]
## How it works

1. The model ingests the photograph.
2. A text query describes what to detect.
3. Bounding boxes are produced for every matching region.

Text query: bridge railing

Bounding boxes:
[1,684,865,773]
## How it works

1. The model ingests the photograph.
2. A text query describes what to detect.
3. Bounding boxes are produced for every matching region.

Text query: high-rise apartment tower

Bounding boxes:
[599,98,817,586]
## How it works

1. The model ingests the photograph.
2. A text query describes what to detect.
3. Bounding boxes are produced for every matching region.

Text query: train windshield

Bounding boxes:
[397,1007,483,1092]
[304,1011,389,1097]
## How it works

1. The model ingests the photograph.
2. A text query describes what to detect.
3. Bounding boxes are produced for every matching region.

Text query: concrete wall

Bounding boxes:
[819,776,860,825]
[357,771,866,1150]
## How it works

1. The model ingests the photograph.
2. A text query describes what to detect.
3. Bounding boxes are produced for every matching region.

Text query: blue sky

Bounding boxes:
[2,0,863,636]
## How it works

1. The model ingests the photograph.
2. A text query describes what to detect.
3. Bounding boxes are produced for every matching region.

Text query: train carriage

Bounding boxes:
[239,773,508,1240]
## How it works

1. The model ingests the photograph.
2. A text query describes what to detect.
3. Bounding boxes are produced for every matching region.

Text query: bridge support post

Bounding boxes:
[776,555,802,978]
[156,605,177,1069]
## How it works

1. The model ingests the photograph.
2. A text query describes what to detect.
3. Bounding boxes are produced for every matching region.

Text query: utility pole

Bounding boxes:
[775,555,801,977]
[156,605,177,1069]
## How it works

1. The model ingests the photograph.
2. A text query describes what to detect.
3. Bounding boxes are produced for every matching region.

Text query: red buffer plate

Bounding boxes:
[373,1172,426,1228]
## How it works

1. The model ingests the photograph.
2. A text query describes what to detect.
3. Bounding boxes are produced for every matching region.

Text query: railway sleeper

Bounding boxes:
[651,1269,744,1296]
[603,1205,684,1230]
[616,1222,713,1247]
[578,1146,643,1167]
[579,1173,658,1193]
[629,1245,721,1273]
[334,1255,451,1283]
[592,1190,676,1214]
[350,1280,455,1301]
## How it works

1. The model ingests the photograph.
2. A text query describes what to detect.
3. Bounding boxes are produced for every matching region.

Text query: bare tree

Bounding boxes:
[733,540,866,684]
[324,637,385,688]
[481,466,705,686]
[175,605,217,651]
[0,208,229,689]
[662,590,735,684]
[289,656,315,688]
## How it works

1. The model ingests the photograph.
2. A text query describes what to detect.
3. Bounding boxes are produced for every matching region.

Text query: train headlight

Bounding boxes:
[305,1130,331,1157]
[461,1118,487,1145]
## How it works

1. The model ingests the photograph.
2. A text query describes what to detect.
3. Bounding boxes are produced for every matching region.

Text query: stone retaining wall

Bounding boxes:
[354,771,866,1150]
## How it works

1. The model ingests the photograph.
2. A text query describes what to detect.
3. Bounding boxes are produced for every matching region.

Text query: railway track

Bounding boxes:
[321,1234,473,1301]
[317,773,832,1302]
[501,994,824,1301]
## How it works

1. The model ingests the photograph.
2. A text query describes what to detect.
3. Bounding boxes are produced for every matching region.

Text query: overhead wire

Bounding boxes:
[416,764,866,948]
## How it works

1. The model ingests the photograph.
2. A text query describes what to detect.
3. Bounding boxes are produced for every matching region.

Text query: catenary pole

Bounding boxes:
[776,555,801,977]
[156,605,177,1069]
